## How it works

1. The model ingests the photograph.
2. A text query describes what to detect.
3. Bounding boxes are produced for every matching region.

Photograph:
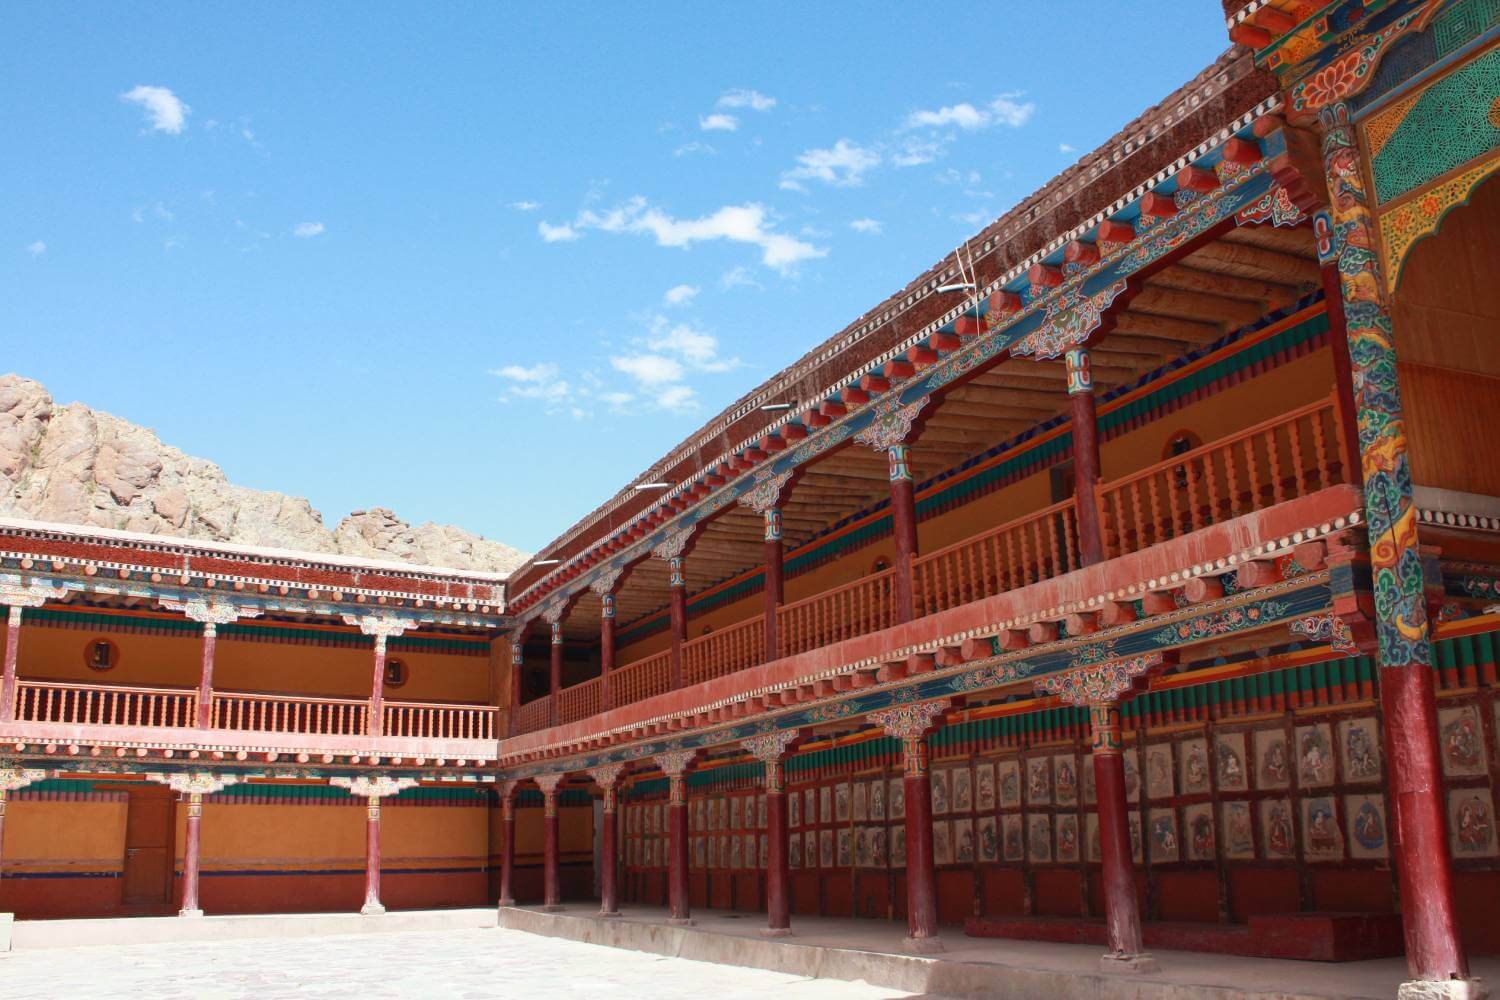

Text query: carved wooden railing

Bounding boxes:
[383,700,497,741]
[1099,396,1345,558]
[913,498,1080,617]
[612,649,673,709]
[555,677,603,725]
[513,696,553,736]
[683,613,766,685]
[775,568,896,658]
[213,691,368,736]
[14,680,196,729]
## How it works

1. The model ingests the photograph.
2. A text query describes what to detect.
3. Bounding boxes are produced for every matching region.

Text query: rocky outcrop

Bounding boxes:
[0,374,528,575]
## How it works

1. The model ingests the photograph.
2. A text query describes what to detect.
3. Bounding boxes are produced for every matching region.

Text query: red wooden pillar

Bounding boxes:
[1066,348,1106,566]
[743,731,798,935]
[654,750,695,925]
[195,623,219,729]
[1090,701,1157,972]
[590,763,626,917]
[498,782,518,906]
[871,700,947,952]
[1317,102,1473,995]
[361,795,385,915]
[549,620,564,727]
[508,627,527,738]
[668,557,687,689]
[538,774,564,911]
[368,634,389,738]
[1,605,26,722]
[763,508,784,661]
[600,591,617,711]
[888,444,919,622]
[180,791,206,916]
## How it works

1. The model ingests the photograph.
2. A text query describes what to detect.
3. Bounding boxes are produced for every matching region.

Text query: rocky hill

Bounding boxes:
[0,374,528,575]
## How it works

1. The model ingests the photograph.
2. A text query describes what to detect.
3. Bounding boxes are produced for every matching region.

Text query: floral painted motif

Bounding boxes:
[1008,280,1129,360]
[1153,601,1288,644]
[853,395,930,453]
[1290,612,1359,653]
[1034,652,1163,706]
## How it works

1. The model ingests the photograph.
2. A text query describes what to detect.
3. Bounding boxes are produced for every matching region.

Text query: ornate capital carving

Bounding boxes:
[854,395,929,453]
[589,566,624,598]
[330,775,418,800]
[737,469,794,514]
[1033,651,1162,706]
[0,577,67,610]
[148,771,240,796]
[160,596,263,627]
[341,613,418,640]
[587,762,627,789]
[868,699,949,741]
[652,749,696,778]
[650,526,696,563]
[533,773,565,794]
[541,600,568,626]
[741,729,798,763]
[0,761,47,793]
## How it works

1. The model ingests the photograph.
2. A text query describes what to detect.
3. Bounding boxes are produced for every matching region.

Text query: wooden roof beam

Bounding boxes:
[1187,241,1322,285]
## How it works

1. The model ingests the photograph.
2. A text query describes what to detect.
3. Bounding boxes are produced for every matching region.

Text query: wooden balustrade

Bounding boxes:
[555,677,603,725]
[14,680,196,729]
[775,568,896,658]
[213,691,369,736]
[1098,396,1345,558]
[913,498,1080,617]
[383,700,497,741]
[513,695,553,736]
[612,649,673,708]
[682,614,766,685]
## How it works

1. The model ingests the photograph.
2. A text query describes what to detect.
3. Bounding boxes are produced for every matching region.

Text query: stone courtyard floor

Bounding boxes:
[0,926,916,1000]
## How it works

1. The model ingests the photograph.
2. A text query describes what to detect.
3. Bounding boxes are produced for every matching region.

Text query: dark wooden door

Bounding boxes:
[122,786,174,905]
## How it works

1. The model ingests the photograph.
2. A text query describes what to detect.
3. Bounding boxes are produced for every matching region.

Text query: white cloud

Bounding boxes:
[120,85,190,134]
[780,139,880,190]
[717,89,776,112]
[699,113,739,132]
[892,136,944,167]
[24,241,45,258]
[292,221,325,238]
[904,92,1035,132]
[509,200,541,211]
[611,353,684,386]
[655,384,698,412]
[673,141,716,157]
[664,284,699,307]
[490,362,572,404]
[849,218,883,234]
[647,317,738,372]
[538,221,580,242]
[546,198,823,272]
[1059,142,1077,153]
[720,266,759,290]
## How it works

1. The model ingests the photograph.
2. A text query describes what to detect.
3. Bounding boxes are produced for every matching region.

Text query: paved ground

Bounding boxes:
[0,926,921,1000]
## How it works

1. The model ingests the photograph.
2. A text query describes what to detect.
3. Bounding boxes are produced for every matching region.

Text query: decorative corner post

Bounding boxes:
[742,729,800,936]
[855,397,930,623]
[739,470,794,663]
[331,775,418,916]
[160,597,262,729]
[652,749,697,925]
[590,569,623,711]
[542,601,569,728]
[497,780,519,906]
[0,761,48,888]
[508,627,527,737]
[1317,99,1472,996]
[147,771,240,917]
[588,763,627,918]
[652,528,697,690]
[868,699,949,952]
[1037,652,1161,972]
[0,579,68,722]
[1065,347,1105,565]
[342,614,418,738]
[534,773,566,911]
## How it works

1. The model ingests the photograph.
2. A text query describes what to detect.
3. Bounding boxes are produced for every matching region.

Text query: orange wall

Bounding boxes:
[614,345,1337,667]
[1,798,127,874]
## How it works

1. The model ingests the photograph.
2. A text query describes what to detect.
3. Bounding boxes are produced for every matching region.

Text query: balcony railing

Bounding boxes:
[684,614,766,685]
[1100,396,1344,558]
[15,680,196,729]
[613,649,673,706]
[513,695,552,736]
[214,691,368,736]
[383,700,497,741]
[913,498,1080,618]
[555,677,602,725]
[775,567,896,657]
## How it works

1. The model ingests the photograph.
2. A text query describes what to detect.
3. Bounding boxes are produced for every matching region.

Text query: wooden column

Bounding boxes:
[668,557,687,689]
[195,623,219,729]
[600,591,617,711]
[537,774,565,911]
[888,444,919,622]
[0,582,65,721]
[763,508,784,661]
[742,731,799,936]
[498,782,518,906]
[1067,348,1106,566]
[508,627,527,738]
[151,772,239,917]
[589,764,626,918]
[549,620,564,727]
[0,765,45,894]
[361,795,385,915]
[1318,101,1470,992]
[654,750,696,925]
[343,615,416,739]
[870,700,948,952]
[1090,701,1157,971]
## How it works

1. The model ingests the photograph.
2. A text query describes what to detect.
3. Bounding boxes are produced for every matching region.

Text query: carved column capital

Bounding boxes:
[589,763,626,813]
[0,761,48,794]
[330,775,419,800]
[868,699,949,741]
[1033,652,1162,706]
[853,395,929,454]
[534,773,565,817]
[148,771,241,797]
[737,469,794,514]
[653,750,696,806]
[342,613,419,639]
[0,577,68,612]
[160,597,263,629]
[742,729,799,794]
[589,567,624,598]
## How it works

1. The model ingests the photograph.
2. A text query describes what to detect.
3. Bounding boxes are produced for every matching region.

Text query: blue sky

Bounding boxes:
[3,3,1231,553]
